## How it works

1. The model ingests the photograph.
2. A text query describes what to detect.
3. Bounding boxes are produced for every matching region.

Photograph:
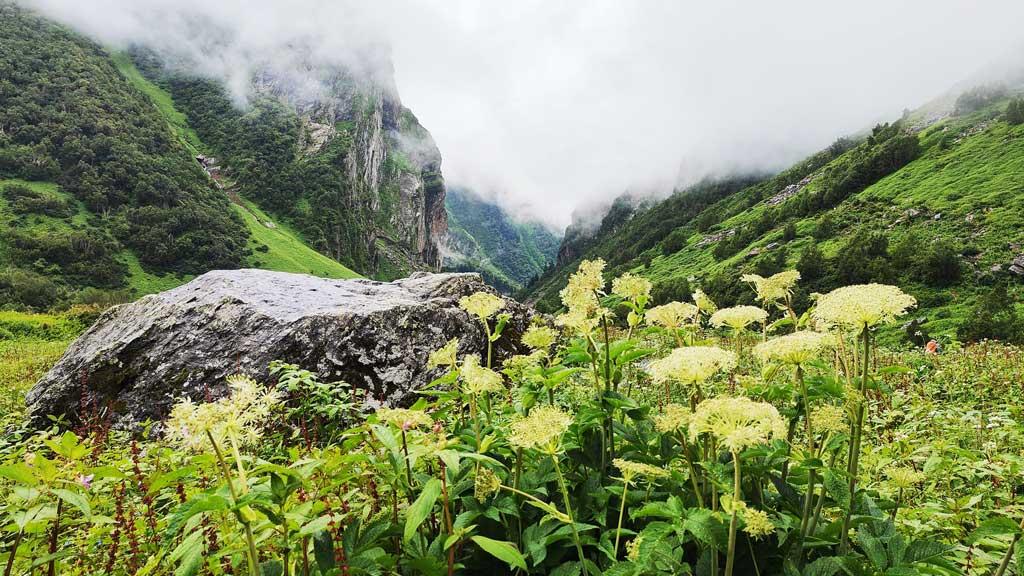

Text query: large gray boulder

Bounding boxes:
[26,269,533,427]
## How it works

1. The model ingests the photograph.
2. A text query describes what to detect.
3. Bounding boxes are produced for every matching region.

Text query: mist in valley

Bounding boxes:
[21,0,1024,229]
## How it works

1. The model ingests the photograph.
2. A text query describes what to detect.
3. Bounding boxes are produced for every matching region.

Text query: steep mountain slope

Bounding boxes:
[526,93,1024,339]
[110,54,359,282]
[128,45,447,280]
[443,186,560,293]
[0,2,250,308]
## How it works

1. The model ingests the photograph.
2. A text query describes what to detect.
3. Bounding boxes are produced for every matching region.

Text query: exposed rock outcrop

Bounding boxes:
[252,65,447,274]
[26,270,533,428]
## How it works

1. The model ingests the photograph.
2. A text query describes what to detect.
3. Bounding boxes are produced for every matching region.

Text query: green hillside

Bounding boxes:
[526,93,1024,342]
[111,53,359,280]
[0,3,249,309]
[444,186,560,292]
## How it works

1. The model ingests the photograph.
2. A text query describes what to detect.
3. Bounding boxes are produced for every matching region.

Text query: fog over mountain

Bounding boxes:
[23,0,1024,228]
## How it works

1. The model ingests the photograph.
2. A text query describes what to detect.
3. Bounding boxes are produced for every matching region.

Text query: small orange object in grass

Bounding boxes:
[925,340,939,355]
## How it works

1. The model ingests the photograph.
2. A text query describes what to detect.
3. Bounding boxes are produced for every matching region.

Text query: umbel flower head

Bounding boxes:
[612,272,652,303]
[648,346,738,385]
[692,289,717,315]
[710,306,769,330]
[428,338,459,369]
[646,302,699,329]
[522,325,558,351]
[742,507,775,540]
[474,467,502,502]
[461,354,504,395]
[613,458,669,482]
[810,404,848,436]
[376,408,433,431]
[886,466,926,490]
[754,331,832,365]
[459,292,505,320]
[653,403,691,434]
[557,259,606,333]
[508,405,573,452]
[812,284,916,331]
[166,374,282,452]
[690,396,787,453]
[741,270,801,304]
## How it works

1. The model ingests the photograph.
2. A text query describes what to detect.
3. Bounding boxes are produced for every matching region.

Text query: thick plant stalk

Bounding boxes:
[840,328,870,552]
[724,454,741,576]
[797,365,816,541]
[207,430,259,576]
[614,478,631,558]
[401,429,414,494]
[552,456,589,576]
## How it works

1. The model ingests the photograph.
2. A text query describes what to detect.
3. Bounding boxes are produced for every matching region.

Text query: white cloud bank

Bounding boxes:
[23,0,1024,228]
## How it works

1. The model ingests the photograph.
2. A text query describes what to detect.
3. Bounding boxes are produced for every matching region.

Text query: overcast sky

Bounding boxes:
[25,0,1024,229]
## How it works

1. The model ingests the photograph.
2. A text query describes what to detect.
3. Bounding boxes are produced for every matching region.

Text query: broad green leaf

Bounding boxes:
[967,517,1020,544]
[470,535,527,571]
[313,530,335,574]
[823,469,850,511]
[50,488,91,520]
[168,530,204,576]
[404,478,442,542]
[0,463,37,485]
[299,514,333,537]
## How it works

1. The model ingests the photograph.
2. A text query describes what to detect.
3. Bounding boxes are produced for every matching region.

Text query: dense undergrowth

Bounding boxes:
[4,263,1024,576]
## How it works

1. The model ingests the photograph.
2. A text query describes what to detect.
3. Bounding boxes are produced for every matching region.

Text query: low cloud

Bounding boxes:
[23,0,1024,228]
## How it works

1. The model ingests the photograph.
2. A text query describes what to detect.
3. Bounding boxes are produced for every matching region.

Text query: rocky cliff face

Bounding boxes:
[252,63,447,274]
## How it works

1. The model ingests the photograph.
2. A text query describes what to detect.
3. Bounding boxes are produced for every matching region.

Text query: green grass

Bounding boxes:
[121,251,193,296]
[111,51,205,155]
[235,198,360,279]
[0,309,86,424]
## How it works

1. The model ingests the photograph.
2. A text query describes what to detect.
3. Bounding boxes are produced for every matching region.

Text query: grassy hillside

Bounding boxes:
[526,96,1024,342]
[445,186,560,292]
[0,3,250,309]
[112,54,359,280]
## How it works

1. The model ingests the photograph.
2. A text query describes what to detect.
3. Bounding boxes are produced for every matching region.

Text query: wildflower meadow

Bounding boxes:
[3,261,1024,576]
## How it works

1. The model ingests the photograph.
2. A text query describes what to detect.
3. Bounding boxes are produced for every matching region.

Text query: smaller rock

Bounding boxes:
[1010,255,1024,276]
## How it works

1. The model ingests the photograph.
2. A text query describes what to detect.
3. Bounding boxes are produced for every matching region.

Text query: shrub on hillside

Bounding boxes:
[955,84,1008,115]
[651,276,691,305]
[922,239,962,286]
[0,267,62,310]
[834,231,895,285]
[959,283,1023,343]
[2,184,74,218]
[1005,98,1024,125]
[797,242,827,281]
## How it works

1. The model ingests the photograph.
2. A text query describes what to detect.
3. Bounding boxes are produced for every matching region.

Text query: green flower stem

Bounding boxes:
[841,328,871,552]
[679,433,705,508]
[797,365,816,542]
[401,429,415,495]
[470,395,482,453]
[552,456,589,576]
[207,430,259,576]
[614,477,632,558]
[808,449,836,536]
[725,453,741,576]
